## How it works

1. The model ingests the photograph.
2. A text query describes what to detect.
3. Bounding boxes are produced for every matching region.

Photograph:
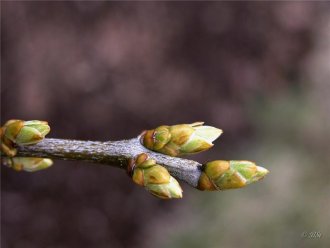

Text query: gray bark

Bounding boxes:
[14,138,202,188]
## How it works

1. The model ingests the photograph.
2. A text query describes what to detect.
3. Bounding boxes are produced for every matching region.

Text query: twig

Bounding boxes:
[14,138,202,188]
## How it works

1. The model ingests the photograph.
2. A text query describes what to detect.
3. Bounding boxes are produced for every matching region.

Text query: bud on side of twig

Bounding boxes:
[198,160,269,191]
[1,120,50,157]
[1,124,17,157]
[4,120,50,145]
[128,153,183,199]
[1,120,53,172]
[141,122,222,156]
[2,157,53,172]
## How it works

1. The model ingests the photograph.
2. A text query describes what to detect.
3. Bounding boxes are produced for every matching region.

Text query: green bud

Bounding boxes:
[1,120,50,157]
[128,153,183,199]
[2,157,53,172]
[143,165,171,184]
[198,160,269,191]
[1,120,53,171]
[4,120,50,145]
[141,122,222,156]
[147,177,183,199]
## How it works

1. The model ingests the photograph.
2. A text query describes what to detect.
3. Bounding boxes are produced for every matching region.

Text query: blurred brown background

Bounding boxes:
[1,2,330,248]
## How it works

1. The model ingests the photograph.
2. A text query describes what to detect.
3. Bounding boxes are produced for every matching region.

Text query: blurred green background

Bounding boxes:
[1,2,329,248]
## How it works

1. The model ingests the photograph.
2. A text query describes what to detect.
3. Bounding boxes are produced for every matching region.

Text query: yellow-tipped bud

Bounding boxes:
[128,153,183,199]
[1,119,50,157]
[4,120,50,145]
[198,160,269,191]
[1,120,53,172]
[140,122,222,157]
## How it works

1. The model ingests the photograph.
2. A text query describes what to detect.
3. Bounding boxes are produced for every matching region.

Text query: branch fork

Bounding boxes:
[1,120,269,199]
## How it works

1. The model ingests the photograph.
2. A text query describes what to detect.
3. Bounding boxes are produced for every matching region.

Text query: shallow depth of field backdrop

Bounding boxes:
[1,2,330,248]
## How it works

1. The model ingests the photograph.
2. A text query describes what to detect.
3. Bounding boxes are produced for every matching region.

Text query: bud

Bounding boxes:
[1,120,52,173]
[1,120,50,157]
[1,138,17,157]
[1,124,17,157]
[4,120,50,145]
[2,157,53,172]
[198,160,269,191]
[140,122,222,156]
[147,177,183,199]
[128,153,183,199]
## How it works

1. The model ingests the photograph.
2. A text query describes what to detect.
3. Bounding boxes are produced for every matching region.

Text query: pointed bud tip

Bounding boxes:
[211,128,223,142]
[169,177,183,198]
[244,165,269,185]
[194,125,223,144]
[256,166,269,177]
[146,176,183,199]
[172,190,183,199]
